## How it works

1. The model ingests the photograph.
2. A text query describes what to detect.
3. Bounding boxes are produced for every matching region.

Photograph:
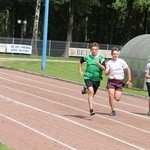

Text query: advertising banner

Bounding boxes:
[0,44,7,53]
[0,43,32,54]
[6,44,32,54]
[69,47,112,58]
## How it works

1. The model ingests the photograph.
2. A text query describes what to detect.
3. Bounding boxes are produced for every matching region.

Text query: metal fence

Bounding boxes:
[0,37,122,57]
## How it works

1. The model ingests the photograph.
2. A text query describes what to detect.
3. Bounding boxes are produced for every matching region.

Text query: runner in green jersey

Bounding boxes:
[79,42,105,116]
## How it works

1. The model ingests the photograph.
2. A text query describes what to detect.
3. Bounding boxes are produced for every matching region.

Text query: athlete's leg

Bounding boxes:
[146,82,150,116]
[108,88,115,112]
[87,86,94,110]
[114,90,122,101]
[85,80,95,115]
[148,98,150,116]
[114,81,123,101]
[107,80,116,116]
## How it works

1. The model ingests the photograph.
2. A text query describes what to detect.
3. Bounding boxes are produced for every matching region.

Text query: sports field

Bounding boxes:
[0,68,149,150]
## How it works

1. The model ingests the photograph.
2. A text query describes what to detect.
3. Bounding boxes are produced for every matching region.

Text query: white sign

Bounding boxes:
[69,47,112,58]
[0,44,7,52]
[6,44,32,54]
[69,48,90,57]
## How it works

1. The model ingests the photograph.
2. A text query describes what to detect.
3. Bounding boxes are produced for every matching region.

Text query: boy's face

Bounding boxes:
[111,50,119,60]
[90,46,98,56]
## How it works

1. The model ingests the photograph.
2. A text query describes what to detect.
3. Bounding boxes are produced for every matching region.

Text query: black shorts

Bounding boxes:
[146,82,150,97]
[85,79,100,95]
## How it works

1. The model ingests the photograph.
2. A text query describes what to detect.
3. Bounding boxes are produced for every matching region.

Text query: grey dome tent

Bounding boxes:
[119,34,150,89]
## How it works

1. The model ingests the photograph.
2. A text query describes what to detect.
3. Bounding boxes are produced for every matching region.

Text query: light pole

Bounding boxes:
[41,0,50,70]
[22,20,27,38]
[17,19,27,38]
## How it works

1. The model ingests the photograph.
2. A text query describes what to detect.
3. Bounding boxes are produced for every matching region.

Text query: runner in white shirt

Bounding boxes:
[144,62,150,116]
[105,47,132,116]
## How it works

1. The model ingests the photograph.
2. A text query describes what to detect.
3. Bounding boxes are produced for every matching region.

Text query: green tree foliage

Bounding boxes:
[0,0,149,45]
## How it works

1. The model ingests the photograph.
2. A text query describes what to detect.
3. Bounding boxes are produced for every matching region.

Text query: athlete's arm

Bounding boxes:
[145,72,150,79]
[125,67,133,88]
[78,57,85,77]
[97,60,106,71]
[105,63,110,76]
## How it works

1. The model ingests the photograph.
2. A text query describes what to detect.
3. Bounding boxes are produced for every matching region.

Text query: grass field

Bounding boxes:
[0,56,148,98]
[0,142,11,150]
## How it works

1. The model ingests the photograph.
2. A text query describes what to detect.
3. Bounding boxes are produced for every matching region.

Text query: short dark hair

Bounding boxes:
[89,42,99,49]
[111,47,119,54]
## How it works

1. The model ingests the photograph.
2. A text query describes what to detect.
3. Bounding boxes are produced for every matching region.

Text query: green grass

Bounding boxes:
[0,143,11,150]
[0,56,148,98]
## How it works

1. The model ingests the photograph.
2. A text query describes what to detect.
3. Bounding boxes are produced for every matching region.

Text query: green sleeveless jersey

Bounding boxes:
[84,54,105,81]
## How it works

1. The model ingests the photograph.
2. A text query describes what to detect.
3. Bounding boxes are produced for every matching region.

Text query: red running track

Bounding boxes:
[0,68,149,150]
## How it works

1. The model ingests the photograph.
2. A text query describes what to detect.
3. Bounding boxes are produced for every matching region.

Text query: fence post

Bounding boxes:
[107,44,109,50]
[48,40,51,57]
[12,37,14,44]
[87,43,89,49]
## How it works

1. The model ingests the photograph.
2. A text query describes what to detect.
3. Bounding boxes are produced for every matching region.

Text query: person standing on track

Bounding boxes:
[144,62,150,116]
[105,47,132,116]
[78,42,105,116]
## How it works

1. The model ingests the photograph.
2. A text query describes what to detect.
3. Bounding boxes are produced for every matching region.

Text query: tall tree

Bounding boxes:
[32,0,42,55]
[126,0,134,41]
[134,0,150,34]
[63,0,75,57]
[63,0,99,57]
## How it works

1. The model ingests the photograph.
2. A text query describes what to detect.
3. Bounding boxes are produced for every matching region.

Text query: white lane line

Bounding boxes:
[0,76,149,121]
[0,115,76,150]
[0,96,146,150]
[0,85,150,135]
[0,71,147,110]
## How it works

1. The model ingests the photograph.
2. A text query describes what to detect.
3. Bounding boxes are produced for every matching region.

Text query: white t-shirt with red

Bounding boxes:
[106,58,128,80]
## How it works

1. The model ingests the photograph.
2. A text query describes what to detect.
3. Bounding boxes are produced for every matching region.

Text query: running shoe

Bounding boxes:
[110,110,116,116]
[82,86,87,94]
[90,109,95,116]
